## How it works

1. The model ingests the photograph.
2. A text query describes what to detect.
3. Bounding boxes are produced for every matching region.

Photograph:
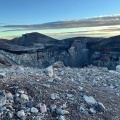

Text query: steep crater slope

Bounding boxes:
[0,33,120,69]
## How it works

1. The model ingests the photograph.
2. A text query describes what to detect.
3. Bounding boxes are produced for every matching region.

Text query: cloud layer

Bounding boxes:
[1,14,120,39]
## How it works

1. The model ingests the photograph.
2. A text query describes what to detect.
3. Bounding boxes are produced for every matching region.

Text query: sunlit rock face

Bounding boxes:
[0,32,120,69]
[0,33,90,68]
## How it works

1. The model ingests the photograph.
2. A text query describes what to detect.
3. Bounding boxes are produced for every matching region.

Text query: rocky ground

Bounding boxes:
[0,62,120,120]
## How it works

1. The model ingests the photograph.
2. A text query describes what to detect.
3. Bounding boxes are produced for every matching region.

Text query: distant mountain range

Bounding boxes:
[0,32,120,52]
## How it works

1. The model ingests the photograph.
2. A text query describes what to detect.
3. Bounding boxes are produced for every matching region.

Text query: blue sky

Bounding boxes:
[0,0,120,39]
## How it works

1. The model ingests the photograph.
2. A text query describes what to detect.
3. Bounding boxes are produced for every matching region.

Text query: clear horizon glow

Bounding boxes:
[0,0,120,39]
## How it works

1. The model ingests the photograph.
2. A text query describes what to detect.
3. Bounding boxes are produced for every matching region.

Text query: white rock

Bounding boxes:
[116,65,120,72]
[67,94,73,98]
[83,95,97,105]
[58,115,66,120]
[21,94,29,100]
[31,107,38,113]
[40,104,47,113]
[51,93,56,100]
[20,94,29,103]
[17,110,25,118]
[46,66,53,77]
[51,93,60,100]
[61,110,69,115]
[17,90,25,94]
[5,92,13,100]
[89,108,96,114]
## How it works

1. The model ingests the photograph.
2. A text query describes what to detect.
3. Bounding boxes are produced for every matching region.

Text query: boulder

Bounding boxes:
[116,65,120,72]
[46,66,54,77]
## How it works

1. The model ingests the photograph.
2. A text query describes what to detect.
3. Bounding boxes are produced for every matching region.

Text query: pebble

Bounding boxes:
[51,93,60,100]
[20,94,29,102]
[58,115,66,120]
[31,107,39,113]
[17,110,25,118]
[95,102,106,112]
[66,94,73,98]
[50,104,56,113]
[0,95,6,107]
[56,108,69,115]
[17,89,25,94]
[40,104,47,113]
[83,95,97,105]
[26,100,33,107]
[5,92,13,100]
[89,108,96,114]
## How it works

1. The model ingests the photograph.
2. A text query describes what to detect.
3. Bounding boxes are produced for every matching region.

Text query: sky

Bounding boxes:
[0,0,120,39]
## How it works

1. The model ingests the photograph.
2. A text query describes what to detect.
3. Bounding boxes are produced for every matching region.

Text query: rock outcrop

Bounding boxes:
[0,33,90,68]
[0,32,120,69]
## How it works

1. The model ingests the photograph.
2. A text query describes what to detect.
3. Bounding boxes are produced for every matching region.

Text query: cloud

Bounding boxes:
[1,14,120,39]
[1,14,120,32]
[46,27,120,39]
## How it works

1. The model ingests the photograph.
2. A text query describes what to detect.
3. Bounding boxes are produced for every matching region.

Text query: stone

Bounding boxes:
[61,103,67,109]
[31,107,39,113]
[89,108,96,114]
[67,94,73,98]
[48,79,54,82]
[50,104,56,113]
[95,102,106,112]
[17,110,25,118]
[79,103,89,114]
[14,66,24,74]
[56,108,69,115]
[58,115,66,120]
[67,94,74,101]
[40,104,47,113]
[42,84,50,88]
[56,108,63,115]
[116,65,120,72]
[26,101,33,107]
[83,95,97,105]
[5,92,13,100]
[7,112,13,119]
[20,94,29,101]
[17,89,25,94]
[20,107,27,111]
[51,93,60,100]
[0,95,6,107]
[61,110,69,115]
[26,108,31,112]
[33,115,44,120]
[46,66,54,77]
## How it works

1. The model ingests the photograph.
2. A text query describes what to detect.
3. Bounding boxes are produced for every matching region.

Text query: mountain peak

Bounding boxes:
[10,32,57,46]
[22,32,47,38]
